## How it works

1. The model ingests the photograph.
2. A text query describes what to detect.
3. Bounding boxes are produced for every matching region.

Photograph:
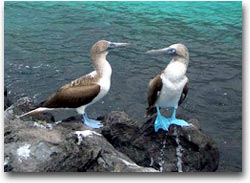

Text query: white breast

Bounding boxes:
[95,75,111,102]
[156,62,187,108]
[91,60,112,104]
[165,62,187,81]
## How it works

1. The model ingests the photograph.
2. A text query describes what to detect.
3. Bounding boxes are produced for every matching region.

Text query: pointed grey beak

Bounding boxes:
[108,42,131,49]
[146,47,176,55]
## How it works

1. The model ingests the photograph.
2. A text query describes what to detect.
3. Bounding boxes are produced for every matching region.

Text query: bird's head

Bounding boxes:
[91,40,130,59]
[146,43,189,60]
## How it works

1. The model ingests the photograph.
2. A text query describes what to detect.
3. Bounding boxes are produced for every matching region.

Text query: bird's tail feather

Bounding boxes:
[18,107,50,118]
[34,100,46,108]
[146,106,157,117]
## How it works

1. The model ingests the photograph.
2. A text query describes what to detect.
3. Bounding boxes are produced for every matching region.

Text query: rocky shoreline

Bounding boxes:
[4,96,219,172]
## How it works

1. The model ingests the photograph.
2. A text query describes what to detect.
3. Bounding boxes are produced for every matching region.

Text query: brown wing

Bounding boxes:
[146,74,163,116]
[40,73,101,108]
[178,78,189,106]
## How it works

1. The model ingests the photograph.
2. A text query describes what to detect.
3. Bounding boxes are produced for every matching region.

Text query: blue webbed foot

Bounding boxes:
[168,108,191,128]
[154,107,191,132]
[82,113,103,129]
[154,114,171,132]
[170,118,190,127]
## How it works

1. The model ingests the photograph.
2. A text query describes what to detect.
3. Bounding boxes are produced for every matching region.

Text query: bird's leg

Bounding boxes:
[171,108,177,119]
[169,108,190,127]
[82,113,103,129]
[154,107,171,132]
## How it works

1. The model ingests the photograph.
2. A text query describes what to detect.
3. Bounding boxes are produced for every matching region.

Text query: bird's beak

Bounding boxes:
[108,42,131,49]
[146,47,176,55]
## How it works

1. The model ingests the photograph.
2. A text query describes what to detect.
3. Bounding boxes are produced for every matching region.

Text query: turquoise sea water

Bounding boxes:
[4,1,242,171]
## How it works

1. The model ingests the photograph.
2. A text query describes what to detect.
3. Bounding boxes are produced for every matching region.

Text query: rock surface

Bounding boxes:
[4,97,219,172]
[101,112,219,172]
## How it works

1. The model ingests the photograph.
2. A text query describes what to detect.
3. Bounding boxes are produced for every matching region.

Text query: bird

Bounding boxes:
[146,43,191,132]
[20,40,130,128]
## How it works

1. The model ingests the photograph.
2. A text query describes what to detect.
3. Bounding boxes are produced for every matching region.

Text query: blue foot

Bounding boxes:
[154,114,171,132]
[168,108,190,128]
[82,113,103,129]
[170,118,190,127]
[154,107,191,132]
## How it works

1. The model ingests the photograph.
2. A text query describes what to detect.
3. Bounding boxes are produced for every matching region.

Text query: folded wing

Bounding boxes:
[146,74,163,116]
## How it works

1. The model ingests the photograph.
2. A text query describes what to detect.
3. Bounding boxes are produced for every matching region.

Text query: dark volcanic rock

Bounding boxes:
[4,97,157,172]
[101,112,219,172]
[4,97,219,172]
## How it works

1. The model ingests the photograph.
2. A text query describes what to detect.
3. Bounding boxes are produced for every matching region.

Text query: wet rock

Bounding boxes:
[4,97,157,172]
[101,111,219,172]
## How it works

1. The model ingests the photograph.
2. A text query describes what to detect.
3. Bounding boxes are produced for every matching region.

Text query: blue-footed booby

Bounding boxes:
[146,43,191,132]
[20,40,130,128]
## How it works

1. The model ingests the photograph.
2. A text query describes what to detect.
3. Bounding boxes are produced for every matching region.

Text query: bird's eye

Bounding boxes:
[167,48,176,55]
[108,43,115,50]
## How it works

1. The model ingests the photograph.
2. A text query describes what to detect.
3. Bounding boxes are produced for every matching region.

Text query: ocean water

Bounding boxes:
[4,1,242,172]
